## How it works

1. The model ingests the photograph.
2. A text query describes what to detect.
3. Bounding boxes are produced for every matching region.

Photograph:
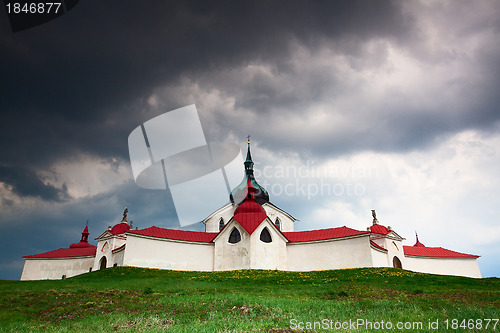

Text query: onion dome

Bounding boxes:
[234,182,267,215]
[69,225,94,248]
[230,137,269,205]
[414,232,425,247]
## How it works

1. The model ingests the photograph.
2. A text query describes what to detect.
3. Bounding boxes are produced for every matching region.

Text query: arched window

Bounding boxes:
[260,227,272,243]
[219,218,224,231]
[229,227,241,244]
[275,217,280,230]
[99,256,107,270]
[393,256,402,269]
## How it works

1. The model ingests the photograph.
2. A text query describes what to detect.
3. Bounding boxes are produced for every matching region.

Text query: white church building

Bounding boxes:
[21,140,481,280]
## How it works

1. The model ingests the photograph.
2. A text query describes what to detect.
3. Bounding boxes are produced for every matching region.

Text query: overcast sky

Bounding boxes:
[1,0,499,280]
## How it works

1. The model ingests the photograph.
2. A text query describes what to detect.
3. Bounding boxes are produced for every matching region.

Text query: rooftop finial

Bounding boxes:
[247,134,251,144]
[414,231,425,247]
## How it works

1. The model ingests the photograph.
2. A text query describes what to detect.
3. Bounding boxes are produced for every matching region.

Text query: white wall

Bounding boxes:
[249,220,287,270]
[21,256,94,281]
[214,223,251,270]
[112,248,125,267]
[123,234,214,271]
[404,256,482,278]
[370,248,389,267]
[287,235,372,271]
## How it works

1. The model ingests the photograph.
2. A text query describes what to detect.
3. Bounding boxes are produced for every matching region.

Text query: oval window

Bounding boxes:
[260,228,272,243]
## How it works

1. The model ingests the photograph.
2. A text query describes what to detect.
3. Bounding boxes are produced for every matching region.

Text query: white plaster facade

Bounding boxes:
[21,256,94,281]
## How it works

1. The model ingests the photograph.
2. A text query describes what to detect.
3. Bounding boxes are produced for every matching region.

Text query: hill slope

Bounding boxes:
[1,267,498,332]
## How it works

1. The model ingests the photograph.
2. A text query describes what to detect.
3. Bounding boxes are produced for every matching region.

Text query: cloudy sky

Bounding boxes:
[1,0,499,280]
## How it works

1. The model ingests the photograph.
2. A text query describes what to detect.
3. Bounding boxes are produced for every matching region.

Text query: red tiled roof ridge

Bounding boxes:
[127,226,218,243]
[283,226,369,243]
[24,246,97,259]
[403,245,479,258]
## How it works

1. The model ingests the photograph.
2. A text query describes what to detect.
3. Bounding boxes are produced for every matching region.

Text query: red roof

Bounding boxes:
[233,201,268,235]
[370,224,391,235]
[110,222,131,235]
[24,246,97,259]
[128,226,217,243]
[69,241,94,249]
[283,226,368,243]
[370,240,387,251]
[403,246,479,258]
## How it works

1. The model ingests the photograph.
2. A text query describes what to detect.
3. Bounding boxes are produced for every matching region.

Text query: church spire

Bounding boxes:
[80,225,89,243]
[229,136,269,205]
[244,135,254,175]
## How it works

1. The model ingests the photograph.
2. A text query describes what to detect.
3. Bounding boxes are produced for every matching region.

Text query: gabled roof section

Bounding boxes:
[202,202,234,223]
[283,226,369,243]
[24,246,97,259]
[370,240,387,252]
[403,246,479,258]
[262,202,297,222]
[232,199,268,235]
[127,226,217,243]
[233,210,268,235]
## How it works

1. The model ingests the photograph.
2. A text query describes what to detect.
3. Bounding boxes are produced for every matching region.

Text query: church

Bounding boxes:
[21,140,482,280]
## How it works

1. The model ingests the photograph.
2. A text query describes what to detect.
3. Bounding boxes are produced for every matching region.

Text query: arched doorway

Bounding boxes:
[393,256,402,269]
[99,256,107,270]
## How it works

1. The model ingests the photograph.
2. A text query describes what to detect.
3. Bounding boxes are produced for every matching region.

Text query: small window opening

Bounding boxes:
[229,228,241,244]
[275,217,280,230]
[260,227,272,243]
[89,267,92,272]
[219,218,224,231]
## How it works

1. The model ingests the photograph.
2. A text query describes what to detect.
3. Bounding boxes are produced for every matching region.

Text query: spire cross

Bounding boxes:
[247,135,251,144]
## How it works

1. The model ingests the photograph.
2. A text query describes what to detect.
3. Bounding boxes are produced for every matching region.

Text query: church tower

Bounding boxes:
[230,136,269,205]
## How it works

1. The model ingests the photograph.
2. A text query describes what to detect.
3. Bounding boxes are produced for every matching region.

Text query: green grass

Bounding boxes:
[0,267,498,332]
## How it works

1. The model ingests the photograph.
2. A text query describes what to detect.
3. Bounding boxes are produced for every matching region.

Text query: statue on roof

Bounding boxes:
[371,209,378,225]
[122,207,128,222]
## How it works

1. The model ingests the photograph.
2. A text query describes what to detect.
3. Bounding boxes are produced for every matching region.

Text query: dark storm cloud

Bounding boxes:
[0,165,69,202]
[0,180,182,280]
[0,0,408,168]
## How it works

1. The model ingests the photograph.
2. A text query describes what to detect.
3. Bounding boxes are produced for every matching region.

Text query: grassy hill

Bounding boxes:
[0,267,498,332]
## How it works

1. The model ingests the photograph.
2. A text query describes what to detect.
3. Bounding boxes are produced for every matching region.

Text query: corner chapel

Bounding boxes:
[21,139,481,280]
